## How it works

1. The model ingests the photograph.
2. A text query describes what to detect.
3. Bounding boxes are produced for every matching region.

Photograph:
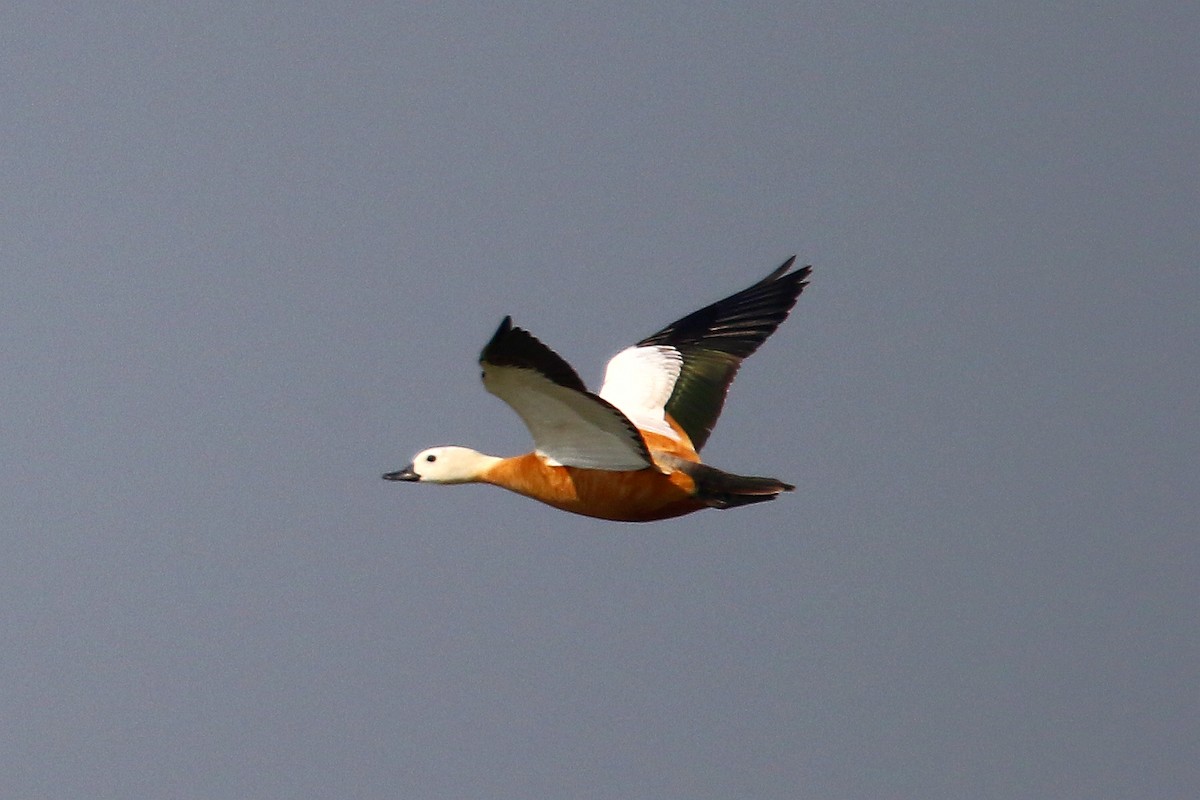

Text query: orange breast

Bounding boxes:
[482,453,706,522]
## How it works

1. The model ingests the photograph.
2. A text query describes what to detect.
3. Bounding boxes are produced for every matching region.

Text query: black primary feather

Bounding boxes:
[637,258,811,450]
[480,316,588,393]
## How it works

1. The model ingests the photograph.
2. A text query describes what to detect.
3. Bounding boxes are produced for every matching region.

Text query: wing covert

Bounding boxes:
[480,318,653,470]
[634,257,811,450]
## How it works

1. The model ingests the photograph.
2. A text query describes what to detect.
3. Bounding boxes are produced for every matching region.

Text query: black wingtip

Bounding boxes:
[761,255,811,288]
[479,316,588,392]
[479,317,512,369]
[771,255,797,278]
[640,257,811,354]
[634,256,813,451]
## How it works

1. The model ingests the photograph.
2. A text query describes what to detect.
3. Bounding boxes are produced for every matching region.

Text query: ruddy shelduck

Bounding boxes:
[384,257,811,521]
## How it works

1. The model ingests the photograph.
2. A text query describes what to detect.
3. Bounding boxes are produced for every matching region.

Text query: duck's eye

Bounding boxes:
[425,454,437,463]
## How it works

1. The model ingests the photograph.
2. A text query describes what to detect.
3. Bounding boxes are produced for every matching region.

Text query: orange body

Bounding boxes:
[482,454,704,522]
[481,426,707,522]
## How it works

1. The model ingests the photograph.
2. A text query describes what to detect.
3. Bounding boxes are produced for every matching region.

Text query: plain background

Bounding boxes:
[3,3,1196,798]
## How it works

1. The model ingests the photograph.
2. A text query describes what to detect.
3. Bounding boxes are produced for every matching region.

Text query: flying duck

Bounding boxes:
[384,257,811,521]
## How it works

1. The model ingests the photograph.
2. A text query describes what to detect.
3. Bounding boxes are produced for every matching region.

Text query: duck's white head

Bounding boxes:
[383,446,500,485]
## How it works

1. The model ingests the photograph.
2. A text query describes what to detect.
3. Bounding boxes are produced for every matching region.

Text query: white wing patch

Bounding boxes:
[598,345,683,440]
[483,362,652,470]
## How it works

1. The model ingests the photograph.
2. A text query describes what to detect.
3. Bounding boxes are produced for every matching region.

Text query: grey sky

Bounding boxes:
[2,3,1196,798]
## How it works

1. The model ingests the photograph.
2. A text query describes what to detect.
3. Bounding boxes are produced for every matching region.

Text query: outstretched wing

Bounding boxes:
[599,257,810,451]
[480,317,653,470]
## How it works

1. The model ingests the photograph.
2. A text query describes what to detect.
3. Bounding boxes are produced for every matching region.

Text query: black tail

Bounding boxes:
[665,458,795,510]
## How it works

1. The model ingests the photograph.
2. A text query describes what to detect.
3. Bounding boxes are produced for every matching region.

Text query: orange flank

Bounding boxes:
[482,453,704,523]
[384,257,811,522]
[652,420,699,460]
